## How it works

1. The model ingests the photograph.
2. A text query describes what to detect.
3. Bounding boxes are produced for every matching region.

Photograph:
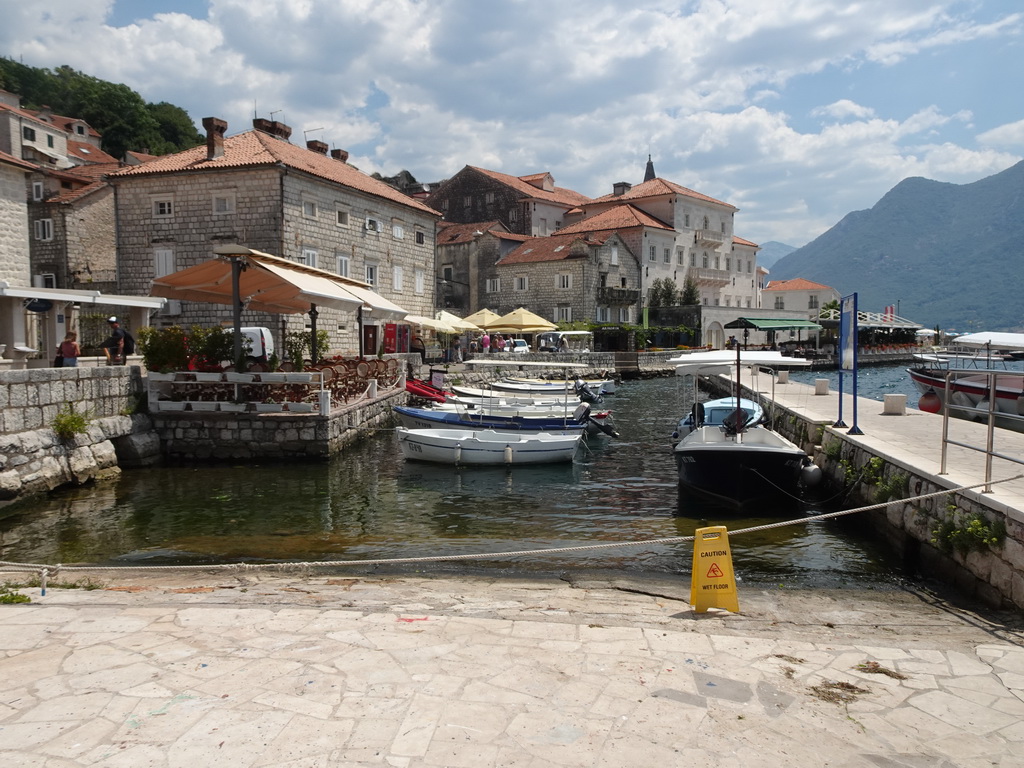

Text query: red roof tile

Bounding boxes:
[468,166,590,208]
[498,232,610,265]
[733,235,758,247]
[590,177,735,210]
[557,203,672,234]
[0,150,37,172]
[67,140,118,164]
[110,130,441,217]
[763,278,835,292]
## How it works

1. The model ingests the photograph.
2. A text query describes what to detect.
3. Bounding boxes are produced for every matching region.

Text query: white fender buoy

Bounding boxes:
[504,444,513,464]
[454,443,462,463]
[801,463,823,487]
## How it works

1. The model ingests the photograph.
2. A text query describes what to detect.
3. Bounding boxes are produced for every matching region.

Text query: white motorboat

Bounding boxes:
[672,348,821,509]
[489,377,614,395]
[396,428,582,465]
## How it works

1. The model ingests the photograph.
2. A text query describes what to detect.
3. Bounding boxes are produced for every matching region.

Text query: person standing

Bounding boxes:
[57,331,80,367]
[495,334,506,353]
[482,332,491,354]
[100,317,126,364]
[453,336,463,363]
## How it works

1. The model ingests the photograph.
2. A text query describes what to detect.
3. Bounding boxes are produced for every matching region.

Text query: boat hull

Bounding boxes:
[393,405,588,434]
[396,428,581,465]
[907,367,1024,432]
[674,427,813,509]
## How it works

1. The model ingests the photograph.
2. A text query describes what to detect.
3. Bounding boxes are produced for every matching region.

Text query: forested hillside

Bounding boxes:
[770,161,1024,332]
[0,59,203,159]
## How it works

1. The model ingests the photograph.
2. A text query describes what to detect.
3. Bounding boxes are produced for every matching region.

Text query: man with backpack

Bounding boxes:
[100,317,134,364]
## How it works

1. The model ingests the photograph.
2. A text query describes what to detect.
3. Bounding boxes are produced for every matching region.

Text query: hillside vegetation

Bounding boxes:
[0,59,203,159]
[771,161,1024,332]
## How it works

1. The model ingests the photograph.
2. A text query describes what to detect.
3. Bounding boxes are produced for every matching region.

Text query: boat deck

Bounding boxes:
[729,368,1024,521]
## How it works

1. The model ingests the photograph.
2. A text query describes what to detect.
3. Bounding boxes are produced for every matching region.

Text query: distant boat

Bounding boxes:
[396,428,582,465]
[392,402,620,437]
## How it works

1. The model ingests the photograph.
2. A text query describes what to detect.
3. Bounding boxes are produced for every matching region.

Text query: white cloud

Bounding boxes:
[0,0,1021,246]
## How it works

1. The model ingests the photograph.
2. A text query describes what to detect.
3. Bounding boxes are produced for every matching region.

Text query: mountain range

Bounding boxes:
[755,241,797,270]
[768,160,1024,332]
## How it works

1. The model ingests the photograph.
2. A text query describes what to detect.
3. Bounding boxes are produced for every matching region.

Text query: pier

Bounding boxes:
[710,367,1024,610]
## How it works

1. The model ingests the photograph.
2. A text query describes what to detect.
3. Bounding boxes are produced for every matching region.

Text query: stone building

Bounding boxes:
[435,221,530,315]
[763,277,840,316]
[107,117,442,357]
[489,231,640,324]
[426,166,589,237]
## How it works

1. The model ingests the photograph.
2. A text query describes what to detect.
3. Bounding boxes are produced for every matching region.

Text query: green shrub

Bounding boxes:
[0,586,30,604]
[52,402,90,440]
[932,501,1006,554]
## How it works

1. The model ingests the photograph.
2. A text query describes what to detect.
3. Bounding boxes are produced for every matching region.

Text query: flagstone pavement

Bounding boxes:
[1,570,1022,767]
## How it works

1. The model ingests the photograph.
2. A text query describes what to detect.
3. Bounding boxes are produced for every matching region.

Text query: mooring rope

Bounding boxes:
[1,476,1019,590]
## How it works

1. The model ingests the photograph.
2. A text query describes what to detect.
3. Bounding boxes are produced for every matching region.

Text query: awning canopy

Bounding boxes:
[436,310,480,332]
[149,248,407,319]
[0,281,165,309]
[405,314,456,333]
[724,317,823,331]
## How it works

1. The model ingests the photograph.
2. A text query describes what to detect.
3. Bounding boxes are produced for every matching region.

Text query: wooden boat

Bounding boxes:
[392,403,619,437]
[671,348,820,509]
[396,428,582,465]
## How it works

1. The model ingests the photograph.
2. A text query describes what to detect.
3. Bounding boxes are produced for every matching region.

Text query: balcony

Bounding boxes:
[598,286,640,305]
[695,228,725,247]
[689,267,731,288]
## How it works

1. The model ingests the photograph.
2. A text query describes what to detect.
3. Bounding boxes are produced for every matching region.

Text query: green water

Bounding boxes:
[0,376,903,587]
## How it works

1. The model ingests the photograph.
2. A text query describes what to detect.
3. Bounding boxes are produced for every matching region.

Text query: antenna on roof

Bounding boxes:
[270,110,281,121]
[253,100,257,119]
[303,128,324,140]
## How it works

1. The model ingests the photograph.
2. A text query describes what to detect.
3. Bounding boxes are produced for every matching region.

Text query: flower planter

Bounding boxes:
[219,402,248,413]
[224,372,254,383]
[189,401,219,411]
[255,402,284,413]
[158,401,187,411]
[257,373,288,383]
[193,372,223,382]
[285,372,313,383]
[286,402,313,413]
[147,371,176,382]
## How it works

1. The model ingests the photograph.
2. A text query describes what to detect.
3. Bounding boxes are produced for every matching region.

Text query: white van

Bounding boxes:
[224,327,275,363]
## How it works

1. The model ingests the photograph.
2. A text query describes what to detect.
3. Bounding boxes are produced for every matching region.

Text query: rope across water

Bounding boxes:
[2,475,1018,583]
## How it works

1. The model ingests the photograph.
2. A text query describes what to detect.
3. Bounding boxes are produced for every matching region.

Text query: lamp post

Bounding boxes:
[308,304,319,364]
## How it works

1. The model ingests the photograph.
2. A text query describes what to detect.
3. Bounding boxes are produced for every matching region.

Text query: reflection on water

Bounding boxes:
[0,376,901,587]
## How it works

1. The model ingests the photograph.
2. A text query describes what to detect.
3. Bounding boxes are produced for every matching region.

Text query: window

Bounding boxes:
[393,265,403,290]
[726,258,731,271]
[76,125,85,135]
[212,192,235,214]
[485,191,495,204]
[702,253,708,268]
[33,218,53,241]
[486,278,500,293]
[22,126,36,142]
[557,273,572,289]
[684,213,691,228]
[509,207,518,223]
[392,223,404,239]
[336,209,349,227]
[302,200,317,218]
[620,277,627,288]
[610,246,618,265]
[415,230,426,245]
[415,269,425,294]
[31,181,43,201]
[153,198,173,217]
[808,295,819,309]
[774,296,785,310]
[515,276,528,291]
[555,306,572,322]
[442,265,453,282]
[154,248,175,277]
[463,195,472,207]
[721,221,726,233]
[47,134,54,148]
[676,249,684,266]
[365,263,377,287]
[649,245,656,262]
[618,307,630,323]
[338,252,349,277]
[300,248,318,268]
[365,217,381,232]
[714,257,720,269]
[703,216,709,229]
[746,299,752,308]
[690,253,696,267]
[596,306,610,322]
[539,218,548,235]
[663,248,671,264]
[747,260,752,273]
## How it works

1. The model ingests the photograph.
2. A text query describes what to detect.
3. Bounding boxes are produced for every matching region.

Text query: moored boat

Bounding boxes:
[396,428,582,465]
[392,403,620,437]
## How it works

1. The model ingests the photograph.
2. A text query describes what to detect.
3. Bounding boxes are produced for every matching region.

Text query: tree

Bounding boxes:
[647,278,678,308]
[680,277,701,305]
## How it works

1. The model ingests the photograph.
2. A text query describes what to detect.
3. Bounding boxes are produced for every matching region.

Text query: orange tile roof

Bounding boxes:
[29,110,101,139]
[557,203,672,234]
[733,235,758,247]
[110,130,441,217]
[468,166,590,208]
[437,220,504,244]
[0,101,52,128]
[590,177,735,210]
[125,150,160,164]
[0,150,37,172]
[763,278,835,292]
[67,140,118,164]
[499,232,610,265]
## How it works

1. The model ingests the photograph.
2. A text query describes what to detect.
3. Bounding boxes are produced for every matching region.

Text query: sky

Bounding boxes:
[3,0,1022,247]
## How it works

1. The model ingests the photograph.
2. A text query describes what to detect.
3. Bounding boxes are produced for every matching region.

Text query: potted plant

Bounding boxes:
[138,326,190,376]
[188,325,233,378]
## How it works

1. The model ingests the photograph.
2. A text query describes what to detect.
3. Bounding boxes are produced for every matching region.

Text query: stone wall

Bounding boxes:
[0,163,31,286]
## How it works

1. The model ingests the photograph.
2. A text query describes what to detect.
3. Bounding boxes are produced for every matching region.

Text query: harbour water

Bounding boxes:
[0,368,919,588]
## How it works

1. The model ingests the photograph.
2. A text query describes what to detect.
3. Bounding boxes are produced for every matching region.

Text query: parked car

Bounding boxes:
[509,338,530,354]
[224,327,275,363]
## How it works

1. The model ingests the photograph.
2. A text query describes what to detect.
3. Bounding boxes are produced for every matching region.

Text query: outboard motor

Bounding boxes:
[573,378,603,405]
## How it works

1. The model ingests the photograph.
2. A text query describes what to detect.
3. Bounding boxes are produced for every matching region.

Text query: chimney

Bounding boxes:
[253,118,273,133]
[269,121,292,140]
[306,139,328,154]
[612,181,632,197]
[330,148,349,163]
[202,117,227,160]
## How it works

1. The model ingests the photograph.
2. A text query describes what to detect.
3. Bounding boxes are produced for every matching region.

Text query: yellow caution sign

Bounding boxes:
[691,526,739,613]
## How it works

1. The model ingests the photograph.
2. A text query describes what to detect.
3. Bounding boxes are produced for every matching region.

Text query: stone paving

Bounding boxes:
[1,571,1022,766]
